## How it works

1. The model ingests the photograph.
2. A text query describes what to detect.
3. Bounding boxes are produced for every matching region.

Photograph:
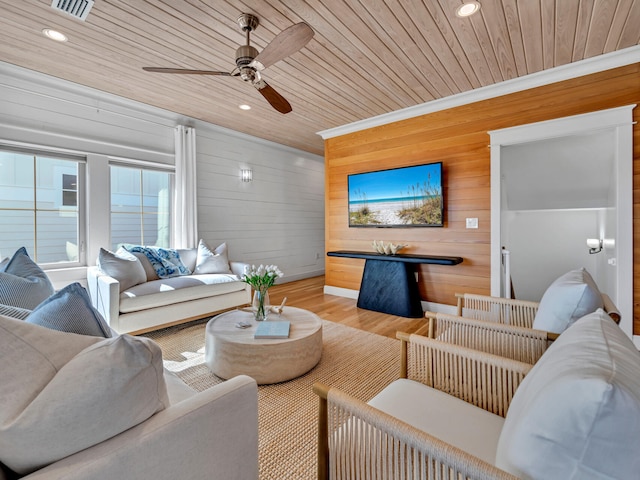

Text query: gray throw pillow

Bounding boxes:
[97,247,147,292]
[26,282,111,338]
[0,247,54,309]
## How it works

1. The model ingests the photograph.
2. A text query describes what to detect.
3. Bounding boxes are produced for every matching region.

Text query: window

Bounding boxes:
[110,165,172,249]
[0,148,84,265]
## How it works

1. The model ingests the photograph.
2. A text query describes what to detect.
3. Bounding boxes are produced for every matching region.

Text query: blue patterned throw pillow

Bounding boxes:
[125,246,191,278]
[26,282,112,338]
[0,247,54,309]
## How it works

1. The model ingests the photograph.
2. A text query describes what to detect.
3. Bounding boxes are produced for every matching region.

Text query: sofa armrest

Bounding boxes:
[86,266,121,332]
[398,332,532,417]
[24,375,259,480]
[229,261,249,278]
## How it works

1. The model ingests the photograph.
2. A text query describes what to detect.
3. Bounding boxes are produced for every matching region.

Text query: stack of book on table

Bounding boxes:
[254,321,291,339]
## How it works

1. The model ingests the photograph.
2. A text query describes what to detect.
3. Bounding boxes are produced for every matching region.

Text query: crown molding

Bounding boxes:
[317,45,640,140]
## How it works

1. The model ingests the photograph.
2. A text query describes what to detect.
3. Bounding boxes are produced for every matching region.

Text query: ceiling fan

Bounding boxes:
[142,13,314,114]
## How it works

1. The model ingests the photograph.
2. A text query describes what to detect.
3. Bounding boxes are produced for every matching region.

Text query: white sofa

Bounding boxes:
[0,313,259,480]
[87,247,251,334]
[8,374,259,480]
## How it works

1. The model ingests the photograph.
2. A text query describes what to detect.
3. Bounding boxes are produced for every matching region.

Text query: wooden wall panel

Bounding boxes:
[324,63,640,332]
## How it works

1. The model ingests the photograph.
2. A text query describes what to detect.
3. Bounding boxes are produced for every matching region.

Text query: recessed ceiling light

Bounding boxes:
[456,1,481,17]
[239,104,251,111]
[42,28,68,42]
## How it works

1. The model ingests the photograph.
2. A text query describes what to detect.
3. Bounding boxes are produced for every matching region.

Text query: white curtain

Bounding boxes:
[173,125,198,248]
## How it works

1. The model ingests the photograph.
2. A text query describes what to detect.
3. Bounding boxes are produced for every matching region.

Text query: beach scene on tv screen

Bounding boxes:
[348,163,442,227]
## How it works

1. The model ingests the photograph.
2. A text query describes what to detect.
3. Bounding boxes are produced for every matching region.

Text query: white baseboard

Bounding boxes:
[323,285,359,300]
[323,285,457,315]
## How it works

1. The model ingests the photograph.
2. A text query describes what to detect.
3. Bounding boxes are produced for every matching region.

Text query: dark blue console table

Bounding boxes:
[327,251,463,318]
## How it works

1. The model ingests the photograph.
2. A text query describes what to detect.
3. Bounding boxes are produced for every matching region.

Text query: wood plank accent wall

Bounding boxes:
[324,63,640,333]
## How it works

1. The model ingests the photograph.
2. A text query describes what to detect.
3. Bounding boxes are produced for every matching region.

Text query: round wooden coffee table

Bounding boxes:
[204,307,323,384]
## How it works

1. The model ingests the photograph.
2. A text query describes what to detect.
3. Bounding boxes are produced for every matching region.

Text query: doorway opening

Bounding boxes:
[489,105,635,338]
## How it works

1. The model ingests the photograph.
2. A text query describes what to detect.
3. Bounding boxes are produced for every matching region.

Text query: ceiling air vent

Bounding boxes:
[50,0,94,21]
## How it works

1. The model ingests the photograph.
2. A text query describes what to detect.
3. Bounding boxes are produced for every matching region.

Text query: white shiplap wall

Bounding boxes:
[0,61,324,287]
[194,123,325,281]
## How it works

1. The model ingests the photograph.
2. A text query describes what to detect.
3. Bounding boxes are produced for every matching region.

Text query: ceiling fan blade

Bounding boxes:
[142,67,232,75]
[249,22,314,71]
[253,80,292,114]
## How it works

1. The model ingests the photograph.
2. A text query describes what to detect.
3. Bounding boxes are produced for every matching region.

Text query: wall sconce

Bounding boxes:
[586,238,602,254]
[240,168,252,182]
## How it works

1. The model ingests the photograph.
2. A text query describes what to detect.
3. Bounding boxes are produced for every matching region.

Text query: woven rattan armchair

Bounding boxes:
[421,292,621,364]
[455,291,620,327]
[313,333,532,480]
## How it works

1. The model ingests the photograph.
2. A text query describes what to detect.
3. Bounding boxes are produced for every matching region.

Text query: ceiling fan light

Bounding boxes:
[456,1,481,17]
[42,28,68,42]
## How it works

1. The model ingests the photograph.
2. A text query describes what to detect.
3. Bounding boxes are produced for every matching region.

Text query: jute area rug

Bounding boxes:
[144,318,400,480]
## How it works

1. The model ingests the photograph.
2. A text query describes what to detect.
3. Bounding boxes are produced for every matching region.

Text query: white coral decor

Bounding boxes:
[372,240,407,255]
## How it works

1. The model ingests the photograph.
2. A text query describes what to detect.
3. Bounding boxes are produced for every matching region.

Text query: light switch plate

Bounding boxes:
[466,217,478,229]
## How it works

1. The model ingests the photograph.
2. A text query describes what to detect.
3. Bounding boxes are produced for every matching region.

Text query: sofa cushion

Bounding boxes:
[194,240,232,274]
[532,268,603,333]
[98,247,147,292]
[26,282,111,337]
[119,274,245,313]
[0,314,169,475]
[495,309,640,478]
[0,247,54,309]
[369,378,505,465]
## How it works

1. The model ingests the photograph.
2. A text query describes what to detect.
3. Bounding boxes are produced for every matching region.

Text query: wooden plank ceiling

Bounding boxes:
[0,0,638,155]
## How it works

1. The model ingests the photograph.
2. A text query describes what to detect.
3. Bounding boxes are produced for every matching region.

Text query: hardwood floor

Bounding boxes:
[268,275,430,339]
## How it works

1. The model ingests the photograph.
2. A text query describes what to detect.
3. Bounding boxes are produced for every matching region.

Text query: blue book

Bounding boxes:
[254,321,291,339]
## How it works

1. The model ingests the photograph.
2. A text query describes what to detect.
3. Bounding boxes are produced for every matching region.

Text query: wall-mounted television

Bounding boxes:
[348,162,443,228]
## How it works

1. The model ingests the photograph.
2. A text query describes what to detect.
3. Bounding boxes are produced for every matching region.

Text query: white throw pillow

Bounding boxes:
[495,309,640,478]
[0,315,169,474]
[194,240,232,274]
[0,247,54,309]
[97,247,147,292]
[532,268,603,333]
[26,282,111,337]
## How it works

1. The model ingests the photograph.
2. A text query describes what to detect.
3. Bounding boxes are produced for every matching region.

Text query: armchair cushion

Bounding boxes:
[369,378,505,464]
[0,315,169,475]
[26,282,111,337]
[532,268,603,333]
[194,240,232,274]
[496,309,640,478]
[98,247,147,292]
[0,247,54,309]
